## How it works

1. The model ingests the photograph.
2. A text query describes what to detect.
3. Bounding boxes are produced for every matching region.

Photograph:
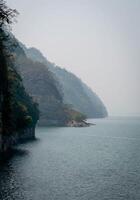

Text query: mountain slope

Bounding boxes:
[10,37,85,126]
[0,33,39,153]
[22,45,108,118]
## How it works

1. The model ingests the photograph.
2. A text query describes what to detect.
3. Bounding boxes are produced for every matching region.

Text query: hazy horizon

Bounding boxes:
[7,0,140,116]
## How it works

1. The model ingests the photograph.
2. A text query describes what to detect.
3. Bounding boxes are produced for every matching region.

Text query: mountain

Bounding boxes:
[22,45,108,118]
[9,38,85,126]
[0,33,39,153]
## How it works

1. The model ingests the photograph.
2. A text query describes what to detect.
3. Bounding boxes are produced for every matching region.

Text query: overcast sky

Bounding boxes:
[7,0,140,116]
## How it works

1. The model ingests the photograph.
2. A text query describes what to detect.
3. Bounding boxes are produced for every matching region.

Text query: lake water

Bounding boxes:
[0,117,140,200]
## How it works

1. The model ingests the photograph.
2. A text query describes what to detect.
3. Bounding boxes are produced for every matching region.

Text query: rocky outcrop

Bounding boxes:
[66,120,91,127]
[0,33,39,156]
[18,127,35,142]
[0,127,35,156]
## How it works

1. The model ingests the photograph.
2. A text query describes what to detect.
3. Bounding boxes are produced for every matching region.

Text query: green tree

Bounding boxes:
[0,0,18,151]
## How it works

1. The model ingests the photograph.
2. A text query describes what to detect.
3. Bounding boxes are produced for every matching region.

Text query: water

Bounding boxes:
[0,117,140,200]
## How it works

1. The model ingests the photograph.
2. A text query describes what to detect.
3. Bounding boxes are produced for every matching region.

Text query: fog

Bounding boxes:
[7,0,140,116]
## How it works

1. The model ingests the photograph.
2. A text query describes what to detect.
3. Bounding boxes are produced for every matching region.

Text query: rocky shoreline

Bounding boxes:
[0,127,35,158]
[38,119,95,127]
[66,120,94,127]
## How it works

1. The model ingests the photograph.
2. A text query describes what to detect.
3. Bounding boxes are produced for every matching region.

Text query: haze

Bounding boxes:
[7,0,140,116]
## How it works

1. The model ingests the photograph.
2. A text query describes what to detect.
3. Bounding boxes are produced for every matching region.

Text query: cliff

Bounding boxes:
[7,36,108,127]
[20,44,108,118]
[6,37,85,126]
[0,33,39,154]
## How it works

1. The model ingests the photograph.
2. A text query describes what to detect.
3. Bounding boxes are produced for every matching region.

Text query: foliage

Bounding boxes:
[12,67,39,130]
[0,46,39,133]
[0,0,18,27]
[0,0,39,135]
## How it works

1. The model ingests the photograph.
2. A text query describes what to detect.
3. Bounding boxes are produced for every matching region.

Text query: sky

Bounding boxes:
[7,0,140,116]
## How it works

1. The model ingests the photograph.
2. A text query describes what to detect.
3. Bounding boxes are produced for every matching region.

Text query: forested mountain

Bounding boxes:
[8,37,85,126]
[0,1,40,154]
[4,35,107,128]
[21,44,108,118]
[0,32,39,153]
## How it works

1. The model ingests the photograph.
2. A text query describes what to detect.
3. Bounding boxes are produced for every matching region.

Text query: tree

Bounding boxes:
[0,0,18,26]
[0,0,18,151]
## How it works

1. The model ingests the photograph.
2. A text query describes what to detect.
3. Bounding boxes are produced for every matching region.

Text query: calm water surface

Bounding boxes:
[0,117,140,200]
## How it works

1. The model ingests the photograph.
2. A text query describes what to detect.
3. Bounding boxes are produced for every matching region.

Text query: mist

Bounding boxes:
[7,0,140,116]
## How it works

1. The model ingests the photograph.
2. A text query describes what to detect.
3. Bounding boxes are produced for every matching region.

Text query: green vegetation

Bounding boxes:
[0,36,39,134]
[0,0,18,136]
[12,70,39,130]
[0,0,39,152]
[0,0,107,132]
[9,39,87,126]
[11,39,108,126]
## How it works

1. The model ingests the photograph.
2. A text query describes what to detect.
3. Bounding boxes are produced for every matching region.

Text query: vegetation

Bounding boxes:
[0,0,18,136]
[21,44,108,118]
[1,0,107,131]
[8,38,87,126]
[10,65,39,130]
[0,0,39,152]
[64,107,86,122]
[10,38,108,126]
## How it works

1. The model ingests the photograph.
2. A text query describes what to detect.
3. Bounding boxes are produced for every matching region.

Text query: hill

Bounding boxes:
[11,38,85,126]
[22,45,108,118]
[0,33,39,153]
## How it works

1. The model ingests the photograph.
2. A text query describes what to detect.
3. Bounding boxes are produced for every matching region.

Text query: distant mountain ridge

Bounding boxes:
[21,44,108,118]
[8,37,86,126]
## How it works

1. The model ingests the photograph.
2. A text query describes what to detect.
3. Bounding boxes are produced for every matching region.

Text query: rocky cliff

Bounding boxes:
[20,44,108,118]
[7,36,108,127]
[0,33,39,154]
[8,37,81,126]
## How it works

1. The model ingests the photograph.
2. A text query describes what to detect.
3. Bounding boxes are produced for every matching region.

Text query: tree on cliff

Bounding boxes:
[0,1,39,153]
[0,0,18,139]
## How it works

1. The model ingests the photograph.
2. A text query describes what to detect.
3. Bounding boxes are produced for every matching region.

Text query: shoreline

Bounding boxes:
[66,120,95,127]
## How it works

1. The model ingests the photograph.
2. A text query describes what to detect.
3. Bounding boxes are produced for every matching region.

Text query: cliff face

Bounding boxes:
[21,45,108,118]
[17,58,68,126]
[0,34,39,154]
[9,37,108,128]
[10,39,70,126]
[2,36,87,127]
[49,66,108,118]
[0,128,36,154]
